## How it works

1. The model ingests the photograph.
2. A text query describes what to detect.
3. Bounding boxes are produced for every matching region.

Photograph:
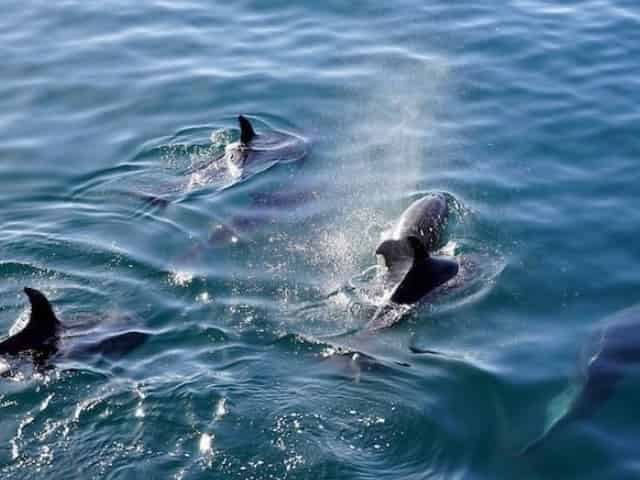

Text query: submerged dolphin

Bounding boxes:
[375,193,458,305]
[0,287,149,366]
[521,305,640,455]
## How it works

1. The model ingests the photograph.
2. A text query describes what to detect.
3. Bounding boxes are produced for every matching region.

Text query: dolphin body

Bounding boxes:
[521,305,640,455]
[0,287,149,366]
[375,193,458,305]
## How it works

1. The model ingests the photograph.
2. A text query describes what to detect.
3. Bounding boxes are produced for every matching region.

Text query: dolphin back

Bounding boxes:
[377,194,449,269]
[83,331,150,358]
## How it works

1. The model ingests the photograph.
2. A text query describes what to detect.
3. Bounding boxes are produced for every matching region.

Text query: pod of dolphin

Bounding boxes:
[1,115,638,456]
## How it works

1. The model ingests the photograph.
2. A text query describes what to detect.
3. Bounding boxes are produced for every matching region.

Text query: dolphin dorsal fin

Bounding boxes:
[375,239,397,269]
[238,115,257,144]
[407,236,429,263]
[0,288,61,356]
[23,287,61,335]
[376,237,426,269]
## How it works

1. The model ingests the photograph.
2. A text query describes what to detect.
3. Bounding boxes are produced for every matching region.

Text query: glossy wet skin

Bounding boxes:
[376,194,457,306]
[389,255,459,305]
[387,193,448,252]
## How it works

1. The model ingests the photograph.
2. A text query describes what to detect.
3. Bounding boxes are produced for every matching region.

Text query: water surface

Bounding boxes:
[1,0,640,478]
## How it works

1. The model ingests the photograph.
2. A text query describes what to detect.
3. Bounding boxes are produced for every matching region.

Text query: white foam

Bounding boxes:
[199,432,213,454]
[214,398,227,420]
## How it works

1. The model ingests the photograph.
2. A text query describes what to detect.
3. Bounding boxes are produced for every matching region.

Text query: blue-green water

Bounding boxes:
[1,1,640,478]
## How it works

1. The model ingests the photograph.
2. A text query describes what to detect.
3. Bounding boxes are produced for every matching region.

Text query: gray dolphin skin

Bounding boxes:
[521,305,640,455]
[0,288,149,365]
[375,193,458,305]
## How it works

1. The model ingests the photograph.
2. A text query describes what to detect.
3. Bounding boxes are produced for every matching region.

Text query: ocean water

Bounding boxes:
[1,0,640,478]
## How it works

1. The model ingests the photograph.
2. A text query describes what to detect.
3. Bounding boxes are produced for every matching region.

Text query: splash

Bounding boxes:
[168,270,194,287]
[299,60,454,322]
[214,398,227,420]
[134,384,145,418]
[198,432,213,454]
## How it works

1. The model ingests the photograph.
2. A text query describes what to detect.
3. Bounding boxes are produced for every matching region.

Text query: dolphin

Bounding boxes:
[130,115,308,209]
[0,287,149,367]
[521,305,640,455]
[192,115,307,180]
[375,193,459,305]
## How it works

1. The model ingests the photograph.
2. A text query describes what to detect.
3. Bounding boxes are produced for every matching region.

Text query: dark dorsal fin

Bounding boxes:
[375,239,397,269]
[376,238,414,269]
[23,287,61,334]
[0,288,61,356]
[238,115,257,144]
[407,236,429,263]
